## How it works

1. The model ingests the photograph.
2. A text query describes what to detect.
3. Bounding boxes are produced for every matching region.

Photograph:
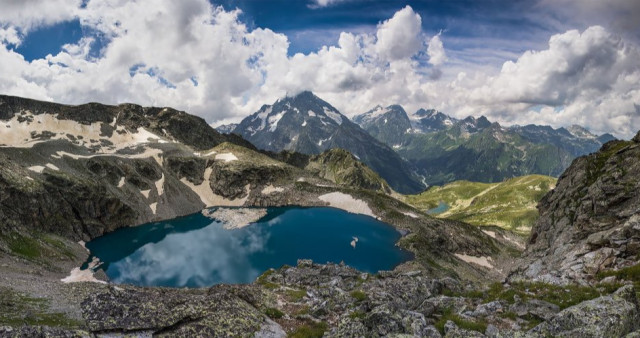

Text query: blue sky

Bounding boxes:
[1,0,639,137]
[16,0,557,61]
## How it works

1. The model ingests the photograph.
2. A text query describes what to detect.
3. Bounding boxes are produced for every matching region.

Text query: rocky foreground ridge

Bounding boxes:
[0,95,639,337]
[513,131,640,285]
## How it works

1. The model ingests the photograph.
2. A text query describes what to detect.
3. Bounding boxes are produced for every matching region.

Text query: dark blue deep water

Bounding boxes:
[84,207,413,288]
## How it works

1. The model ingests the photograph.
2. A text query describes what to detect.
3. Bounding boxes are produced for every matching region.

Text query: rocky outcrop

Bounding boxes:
[514,133,640,284]
[0,95,252,151]
[305,148,392,194]
[530,285,640,337]
[81,285,267,336]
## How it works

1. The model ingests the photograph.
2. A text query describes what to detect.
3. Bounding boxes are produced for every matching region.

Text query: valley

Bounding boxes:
[405,175,557,234]
[0,94,639,337]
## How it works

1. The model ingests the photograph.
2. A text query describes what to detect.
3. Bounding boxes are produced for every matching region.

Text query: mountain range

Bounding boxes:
[230,91,425,194]
[225,91,616,188]
[1,93,640,336]
[351,104,615,186]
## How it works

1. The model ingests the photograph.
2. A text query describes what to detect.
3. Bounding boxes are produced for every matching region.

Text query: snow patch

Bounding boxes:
[482,230,496,238]
[117,177,125,188]
[149,202,158,214]
[268,110,286,132]
[368,106,390,119]
[454,254,494,269]
[318,192,375,218]
[155,174,165,196]
[0,111,168,150]
[307,110,316,117]
[262,185,284,195]
[55,147,163,161]
[61,257,106,284]
[140,189,151,198]
[215,152,238,162]
[323,107,343,125]
[318,136,331,147]
[180,167,250,207]
[402,212,419,219]
[251,107,273,135]
[301,120,307,127]
[28,166,45,173]
[46,163,59,171]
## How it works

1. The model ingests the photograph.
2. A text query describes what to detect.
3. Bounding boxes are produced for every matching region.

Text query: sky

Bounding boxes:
[0,0,639,138]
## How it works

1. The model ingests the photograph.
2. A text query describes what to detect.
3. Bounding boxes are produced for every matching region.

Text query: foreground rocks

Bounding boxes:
[0,259,639,337]
[530,285,640,337]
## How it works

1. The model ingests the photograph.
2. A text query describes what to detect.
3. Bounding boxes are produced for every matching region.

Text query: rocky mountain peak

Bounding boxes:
[567,124,597,139]
[408,108,457,133]
[234,93,425,194]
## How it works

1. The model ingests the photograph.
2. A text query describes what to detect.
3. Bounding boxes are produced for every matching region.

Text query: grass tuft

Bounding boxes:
[288,321,328,338]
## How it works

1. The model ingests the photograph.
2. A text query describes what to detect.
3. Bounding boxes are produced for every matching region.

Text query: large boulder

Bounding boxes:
[529,285,640,337]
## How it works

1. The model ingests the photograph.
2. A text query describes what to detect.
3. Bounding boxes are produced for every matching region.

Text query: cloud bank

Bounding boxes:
[0,1,638,138]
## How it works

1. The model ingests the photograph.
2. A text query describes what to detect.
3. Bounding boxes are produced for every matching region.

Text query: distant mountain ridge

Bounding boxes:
[232,91,425,194]
[352,105,616,186]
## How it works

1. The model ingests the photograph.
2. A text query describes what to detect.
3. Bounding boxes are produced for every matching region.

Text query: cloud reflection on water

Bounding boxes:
[86,207,413,288]
[111,222,270,287]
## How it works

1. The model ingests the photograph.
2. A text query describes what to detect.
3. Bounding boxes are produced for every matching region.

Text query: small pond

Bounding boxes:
[427,201,450,215]
[84,207,413,288]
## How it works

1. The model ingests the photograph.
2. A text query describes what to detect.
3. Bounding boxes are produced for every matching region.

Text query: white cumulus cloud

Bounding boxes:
[0,0,81,33]
[308,0,349,9]
[427,33,447,66]
[0,2,638,138]
[374,6,424,61]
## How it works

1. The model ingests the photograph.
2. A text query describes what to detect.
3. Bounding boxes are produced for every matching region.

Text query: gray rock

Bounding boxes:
[0,326,92,337]
[443,320,486,337]
[472,300,505,317]
[529,285,640,337]
[509,299,559,321]
[255,318,286,338]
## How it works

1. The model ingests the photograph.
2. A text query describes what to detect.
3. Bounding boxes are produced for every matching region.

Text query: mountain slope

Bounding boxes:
[400,120,575,185]
[304,148,393,194]
[354,104,614,186]
[412,108,459,132]
[233,91,424,194]
[405,175,556,233]
[0,95,636,338]
[0,94,506,275]
[513,132,640,284]
[0,95,254,151]
[352,105,413,147]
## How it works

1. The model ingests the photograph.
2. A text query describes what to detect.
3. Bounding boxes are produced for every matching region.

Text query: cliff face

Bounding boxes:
[514,131,640,284]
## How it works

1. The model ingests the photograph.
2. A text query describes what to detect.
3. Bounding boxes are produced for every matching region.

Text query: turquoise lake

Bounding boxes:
[427,201,450,215]
[84,207,413,288]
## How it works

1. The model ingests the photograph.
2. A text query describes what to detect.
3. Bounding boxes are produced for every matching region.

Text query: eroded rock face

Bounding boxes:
[514,135,640,284]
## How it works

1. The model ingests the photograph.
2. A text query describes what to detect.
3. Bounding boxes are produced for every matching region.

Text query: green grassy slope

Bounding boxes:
[405,175,556,233]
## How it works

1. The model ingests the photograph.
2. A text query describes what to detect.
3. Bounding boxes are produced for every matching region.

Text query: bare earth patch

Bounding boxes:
[202,208,268,229]
[318,192,375,218]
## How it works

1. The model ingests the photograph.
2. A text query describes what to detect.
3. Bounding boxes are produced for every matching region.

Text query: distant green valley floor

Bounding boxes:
[405,175,556,234]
